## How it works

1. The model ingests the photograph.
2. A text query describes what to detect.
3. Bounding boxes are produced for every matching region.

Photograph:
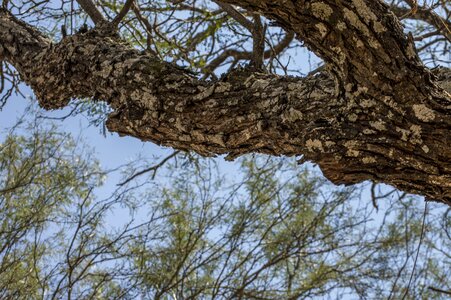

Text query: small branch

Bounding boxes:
[0,61,4,94]
[212,1,253,32]
[202,31,294,76]
[370,183,379,212]
[307,64,325,77]
[268,31,294,58]
[428,286,451,296]
[76,0,106,25]
[401,202,428,300]
[251,14,265,69]
[117,151,180,186]
[111,0,134,27]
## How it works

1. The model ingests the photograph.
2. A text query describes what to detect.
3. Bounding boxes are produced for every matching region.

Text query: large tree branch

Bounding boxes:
[0,3,450,205]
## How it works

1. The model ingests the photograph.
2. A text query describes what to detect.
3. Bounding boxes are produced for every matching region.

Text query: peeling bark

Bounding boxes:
[0,2,450,205]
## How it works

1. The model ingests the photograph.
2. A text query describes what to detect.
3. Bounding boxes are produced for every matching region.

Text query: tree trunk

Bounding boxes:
[0,1,450,205]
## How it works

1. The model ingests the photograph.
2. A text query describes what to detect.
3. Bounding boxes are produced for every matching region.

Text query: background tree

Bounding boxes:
[0,111,450,299]
[0,0,450,204]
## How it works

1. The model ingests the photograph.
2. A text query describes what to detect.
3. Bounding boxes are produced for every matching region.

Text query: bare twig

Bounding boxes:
[428,286,451,296]
[117,151,180,186]
[0,61,4,94]
[401,201,428,300]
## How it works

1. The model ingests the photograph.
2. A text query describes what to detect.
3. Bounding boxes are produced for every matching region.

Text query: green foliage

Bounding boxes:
[0,121,104,298]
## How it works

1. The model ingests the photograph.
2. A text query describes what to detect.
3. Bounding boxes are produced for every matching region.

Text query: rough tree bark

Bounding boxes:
[0,0,450,205]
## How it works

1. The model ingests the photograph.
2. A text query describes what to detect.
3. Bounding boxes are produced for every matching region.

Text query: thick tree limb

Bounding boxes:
[0,1,450,205]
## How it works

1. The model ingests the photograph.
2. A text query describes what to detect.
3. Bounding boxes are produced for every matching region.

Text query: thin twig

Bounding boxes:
[117,151,180,186]
[401,201,428,300]
[428,286,451,296]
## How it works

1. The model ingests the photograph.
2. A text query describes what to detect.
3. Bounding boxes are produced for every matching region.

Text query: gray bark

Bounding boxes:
[0,1,450,205]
